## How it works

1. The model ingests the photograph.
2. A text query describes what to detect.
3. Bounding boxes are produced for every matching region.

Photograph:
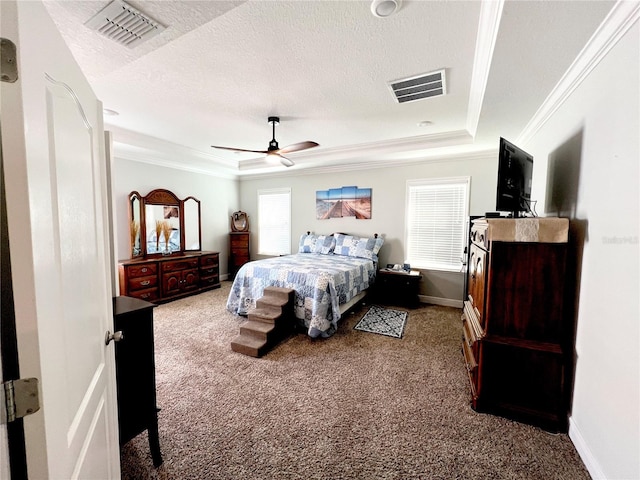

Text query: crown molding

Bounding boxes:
[517,0,640,145]
[237,130,474,171]
[107,124,239,179]
[239,148,497,180]
[466,0,504,138]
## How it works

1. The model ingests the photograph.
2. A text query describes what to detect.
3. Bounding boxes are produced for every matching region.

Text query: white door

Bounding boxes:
[0,1,120,478]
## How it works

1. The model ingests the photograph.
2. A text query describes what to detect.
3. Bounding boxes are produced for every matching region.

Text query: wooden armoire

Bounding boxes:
[462,217,574,432]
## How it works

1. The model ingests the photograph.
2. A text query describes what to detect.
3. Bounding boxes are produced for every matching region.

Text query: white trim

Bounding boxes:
[467,0,504,138]
[419,295,463,309]
[518,0,640,145]
[568,417,607,480]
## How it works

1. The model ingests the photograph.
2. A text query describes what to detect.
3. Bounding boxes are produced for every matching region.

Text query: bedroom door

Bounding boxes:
[0,1,121,478]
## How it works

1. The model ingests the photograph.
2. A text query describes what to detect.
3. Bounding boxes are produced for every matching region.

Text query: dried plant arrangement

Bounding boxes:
[155,220,163,251]
[162,221,173,251]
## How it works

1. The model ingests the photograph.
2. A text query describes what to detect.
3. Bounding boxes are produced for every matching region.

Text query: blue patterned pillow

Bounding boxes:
[354,236,384,260]
[298,233,317,253]
[312,235,336,254]
[334,233,384,259]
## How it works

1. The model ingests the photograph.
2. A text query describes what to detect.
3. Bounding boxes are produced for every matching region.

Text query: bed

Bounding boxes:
[226,233,384,338]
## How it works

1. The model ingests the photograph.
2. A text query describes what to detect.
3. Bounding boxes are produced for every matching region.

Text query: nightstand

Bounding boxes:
[374,270,422,308]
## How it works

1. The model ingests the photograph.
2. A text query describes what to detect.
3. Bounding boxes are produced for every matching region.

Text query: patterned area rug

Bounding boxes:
[354,305,408,338]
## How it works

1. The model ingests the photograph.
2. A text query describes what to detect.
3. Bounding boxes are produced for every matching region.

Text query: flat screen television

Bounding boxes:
[496,137,533,217]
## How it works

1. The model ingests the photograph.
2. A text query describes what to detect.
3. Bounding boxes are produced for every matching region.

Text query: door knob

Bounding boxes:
[105,330,124,345]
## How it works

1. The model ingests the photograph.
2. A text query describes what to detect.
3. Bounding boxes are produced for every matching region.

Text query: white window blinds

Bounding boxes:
[405,177,470,271]
[258,188,291,256]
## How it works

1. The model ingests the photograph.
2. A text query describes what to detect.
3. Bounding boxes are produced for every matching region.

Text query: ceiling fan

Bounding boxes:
[211,116,319,167]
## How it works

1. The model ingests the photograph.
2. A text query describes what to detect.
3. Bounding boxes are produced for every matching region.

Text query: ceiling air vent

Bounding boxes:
[389,69,446,104]
[85,0,166,48]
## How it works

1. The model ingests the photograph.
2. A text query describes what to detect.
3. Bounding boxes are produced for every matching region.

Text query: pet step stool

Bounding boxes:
[231,286,295,358]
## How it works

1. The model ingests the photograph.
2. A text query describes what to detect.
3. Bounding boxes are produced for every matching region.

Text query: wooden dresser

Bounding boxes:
[462,217,573,432]
[229,232,250,279]
[118,251,220,303]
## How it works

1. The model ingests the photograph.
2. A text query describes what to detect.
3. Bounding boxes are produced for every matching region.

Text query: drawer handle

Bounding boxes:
[140,280,151,286]
[141,267,148,273]
[141,293,150,299]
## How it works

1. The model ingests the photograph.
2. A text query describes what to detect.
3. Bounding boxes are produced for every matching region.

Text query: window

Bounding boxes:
[257,188,291,255]
[405,177,470,271]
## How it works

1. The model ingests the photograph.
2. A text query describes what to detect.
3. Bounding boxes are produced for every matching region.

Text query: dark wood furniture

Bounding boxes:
[229,232,250,279]
[374,270,422,308]
[462,217,572,432]
[112,296,162,467]
[118,251,220,303]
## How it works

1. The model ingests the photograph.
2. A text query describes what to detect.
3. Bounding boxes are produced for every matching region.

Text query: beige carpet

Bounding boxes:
[120,281,590,480]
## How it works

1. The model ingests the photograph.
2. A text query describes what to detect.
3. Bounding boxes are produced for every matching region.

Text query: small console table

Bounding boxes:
[374,270,422,308]
[113,296,162,467]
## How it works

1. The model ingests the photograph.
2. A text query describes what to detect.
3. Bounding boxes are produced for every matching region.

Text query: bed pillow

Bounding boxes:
[334,234,384,259]
[298,233,317,253]
[312,235,336,254]
[353,236,384,260]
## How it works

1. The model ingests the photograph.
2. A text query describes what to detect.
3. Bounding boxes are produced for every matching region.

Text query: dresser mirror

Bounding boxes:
[183,196,201,251]
[129,191,143,258]
[129,189,202,258]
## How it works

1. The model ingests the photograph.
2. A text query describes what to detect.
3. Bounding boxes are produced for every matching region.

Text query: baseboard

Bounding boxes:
[419,295,463,309]
[569,417,606,480]
[221,273,230,281]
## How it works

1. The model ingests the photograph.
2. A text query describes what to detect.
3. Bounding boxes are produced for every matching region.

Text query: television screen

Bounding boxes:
[496,137,533,216]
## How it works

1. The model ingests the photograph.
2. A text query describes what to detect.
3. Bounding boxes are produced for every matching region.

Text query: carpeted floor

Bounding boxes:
[120,281,590,480]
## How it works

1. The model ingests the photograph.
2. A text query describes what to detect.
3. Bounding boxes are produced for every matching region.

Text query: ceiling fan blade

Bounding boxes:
[211,145,268,154]
[277,141,319,154]
[277,154,295,167]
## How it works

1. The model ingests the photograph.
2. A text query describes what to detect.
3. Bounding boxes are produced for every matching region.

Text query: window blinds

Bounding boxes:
[258,189,291,256]
[406,178,469,271]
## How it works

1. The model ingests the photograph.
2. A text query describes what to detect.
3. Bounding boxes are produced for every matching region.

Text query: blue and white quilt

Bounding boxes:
[226,253,376,338]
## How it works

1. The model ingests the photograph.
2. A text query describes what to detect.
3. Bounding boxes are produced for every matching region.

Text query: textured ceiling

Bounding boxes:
[43,0,615,176]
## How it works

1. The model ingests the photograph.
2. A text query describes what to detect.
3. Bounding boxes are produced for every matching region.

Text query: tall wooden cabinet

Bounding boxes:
[229,232,250,279]
[462,217,573,432]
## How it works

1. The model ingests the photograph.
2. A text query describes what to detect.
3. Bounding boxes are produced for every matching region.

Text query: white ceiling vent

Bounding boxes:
[389,69,446,103]
[85,0,166,48]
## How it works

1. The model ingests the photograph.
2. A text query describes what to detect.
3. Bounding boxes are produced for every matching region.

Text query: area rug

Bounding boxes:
[354,305,408,338]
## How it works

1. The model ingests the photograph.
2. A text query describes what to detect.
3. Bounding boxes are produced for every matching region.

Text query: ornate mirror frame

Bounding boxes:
[128,191,143,258]
[129,189,202,258]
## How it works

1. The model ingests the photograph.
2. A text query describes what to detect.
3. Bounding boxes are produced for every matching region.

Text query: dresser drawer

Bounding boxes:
[126,263,158,278]
[128,275,157,292]
[200,275,220,287]
[200,266,219,277]
[128,287,159,302]
[161,259,199,272]
[200,254,219,267]
[230,235,249,248]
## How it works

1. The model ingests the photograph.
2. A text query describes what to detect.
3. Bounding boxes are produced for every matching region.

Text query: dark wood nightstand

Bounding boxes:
[113,296,162,467]
[374,270,422,308]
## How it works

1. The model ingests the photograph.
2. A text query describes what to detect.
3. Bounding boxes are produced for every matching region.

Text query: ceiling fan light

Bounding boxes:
[264,152,281,165]
[371,0,401,18]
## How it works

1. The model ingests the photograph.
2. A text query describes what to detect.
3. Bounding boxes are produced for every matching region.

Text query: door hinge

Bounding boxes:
[1,38,18,83]
[1,378,40,423]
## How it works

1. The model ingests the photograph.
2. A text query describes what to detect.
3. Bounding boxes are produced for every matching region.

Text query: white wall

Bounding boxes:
[524,19,639,480]
[112,158,240,281]
[239,154,497,303]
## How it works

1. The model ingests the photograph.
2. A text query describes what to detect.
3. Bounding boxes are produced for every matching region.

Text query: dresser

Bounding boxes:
[462,217,573,432]
[229,232,250,279]
[118,251,220,303]
[112,296,162,466]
